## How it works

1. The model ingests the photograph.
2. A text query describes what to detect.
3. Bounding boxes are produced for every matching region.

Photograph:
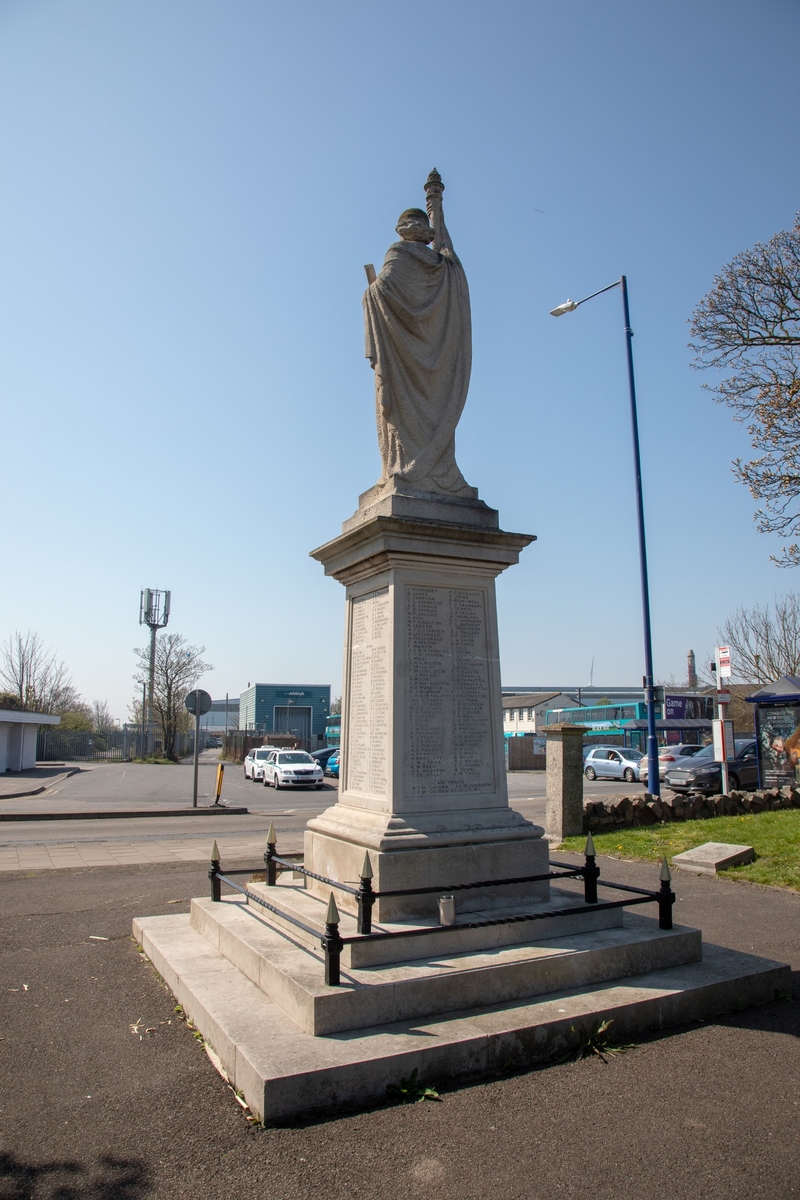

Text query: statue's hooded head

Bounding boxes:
[396,208,434,244]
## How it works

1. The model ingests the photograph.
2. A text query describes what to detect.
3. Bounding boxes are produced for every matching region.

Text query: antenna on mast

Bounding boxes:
[139,589,171,755]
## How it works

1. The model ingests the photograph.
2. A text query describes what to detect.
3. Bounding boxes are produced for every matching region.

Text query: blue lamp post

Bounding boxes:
[550,276,660,798]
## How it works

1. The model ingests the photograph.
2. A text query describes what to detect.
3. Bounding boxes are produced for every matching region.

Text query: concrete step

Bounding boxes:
[189,894,702,1035]
[244,879,626,967]
[133,910,790,1125]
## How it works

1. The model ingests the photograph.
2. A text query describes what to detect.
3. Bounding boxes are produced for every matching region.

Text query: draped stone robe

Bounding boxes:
[363,239,476,498]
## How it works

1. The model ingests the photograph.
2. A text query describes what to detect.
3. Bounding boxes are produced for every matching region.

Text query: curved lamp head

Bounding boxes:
[549,299,579,317]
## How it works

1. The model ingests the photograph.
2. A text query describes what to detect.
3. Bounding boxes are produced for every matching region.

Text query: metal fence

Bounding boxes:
[222,730,326,762]
[36,728,195,762]
[210,835,676,987]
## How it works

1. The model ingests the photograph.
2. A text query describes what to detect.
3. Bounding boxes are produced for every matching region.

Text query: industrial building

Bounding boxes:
[239,684,331,748]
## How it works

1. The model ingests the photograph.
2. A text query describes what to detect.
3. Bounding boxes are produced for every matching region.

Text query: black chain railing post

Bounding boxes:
[658,856,675,929]
[357,851,375,935]
[321,892,344,986]
[209,840,221,902]
[582,831,600,904]
[264,821,277,887]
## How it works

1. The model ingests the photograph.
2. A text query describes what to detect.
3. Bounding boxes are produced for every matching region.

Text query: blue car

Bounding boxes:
[324,750,340,778]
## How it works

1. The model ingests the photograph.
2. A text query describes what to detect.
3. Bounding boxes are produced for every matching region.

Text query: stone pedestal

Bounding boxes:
[544,724,587,841]
[306,492,544,921]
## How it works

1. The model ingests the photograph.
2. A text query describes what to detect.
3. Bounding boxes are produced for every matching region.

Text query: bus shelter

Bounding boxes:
[746,676,800,789]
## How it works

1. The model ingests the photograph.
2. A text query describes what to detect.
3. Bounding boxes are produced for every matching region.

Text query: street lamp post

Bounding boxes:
[550,276,660,798]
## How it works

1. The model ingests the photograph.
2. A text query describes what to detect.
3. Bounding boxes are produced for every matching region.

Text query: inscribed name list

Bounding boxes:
[405,585,494,796]
[346,588,390,797]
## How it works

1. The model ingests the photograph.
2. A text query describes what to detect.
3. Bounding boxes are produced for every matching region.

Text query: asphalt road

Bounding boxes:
[0,758,658,870]
[32,755,649,807]
[1,856,798,1199]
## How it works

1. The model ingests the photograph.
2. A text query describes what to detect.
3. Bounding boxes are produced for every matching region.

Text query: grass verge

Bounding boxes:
[559,809,800,891]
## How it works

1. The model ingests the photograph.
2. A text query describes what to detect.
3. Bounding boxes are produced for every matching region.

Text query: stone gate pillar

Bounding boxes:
[543,723,588,841]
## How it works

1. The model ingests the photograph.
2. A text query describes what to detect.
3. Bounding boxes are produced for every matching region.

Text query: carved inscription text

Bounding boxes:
[346,587,390,796]
[405,585,494,796]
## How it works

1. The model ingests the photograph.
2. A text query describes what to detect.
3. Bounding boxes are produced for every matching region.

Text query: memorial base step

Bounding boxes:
[245,879,625,967]
[187,893,701,1035]
[133,911,790,1125]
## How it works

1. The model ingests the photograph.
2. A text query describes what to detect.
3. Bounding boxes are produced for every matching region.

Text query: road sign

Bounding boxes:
[715,645,732,679]
[716,691,732,705]
[185,689,212,716]
[713,718,735,763]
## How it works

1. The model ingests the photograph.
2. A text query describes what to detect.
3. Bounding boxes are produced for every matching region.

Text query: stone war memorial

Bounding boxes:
[134,171,789,1123]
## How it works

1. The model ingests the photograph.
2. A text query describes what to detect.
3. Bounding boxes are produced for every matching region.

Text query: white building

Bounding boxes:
[0,709,60,772]
[502,692,579,741]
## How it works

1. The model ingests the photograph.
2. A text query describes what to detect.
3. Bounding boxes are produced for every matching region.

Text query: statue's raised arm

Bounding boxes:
[363,169,476,500]
[424,168,455,257]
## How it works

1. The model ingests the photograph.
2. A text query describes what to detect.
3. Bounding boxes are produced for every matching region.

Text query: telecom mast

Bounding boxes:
[139,589,171,754]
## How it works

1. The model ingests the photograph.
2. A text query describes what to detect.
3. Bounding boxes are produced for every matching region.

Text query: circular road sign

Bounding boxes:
[185,689,212,716]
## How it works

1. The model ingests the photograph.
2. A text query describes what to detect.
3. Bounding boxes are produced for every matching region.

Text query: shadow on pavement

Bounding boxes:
[0,1153,151,1198]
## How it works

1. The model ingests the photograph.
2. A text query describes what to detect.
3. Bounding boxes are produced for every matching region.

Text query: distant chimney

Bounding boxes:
[687,649,697,689]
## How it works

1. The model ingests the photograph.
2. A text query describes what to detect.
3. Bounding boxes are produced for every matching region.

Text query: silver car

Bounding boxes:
[584,746,646,783]
[657,743,707,780]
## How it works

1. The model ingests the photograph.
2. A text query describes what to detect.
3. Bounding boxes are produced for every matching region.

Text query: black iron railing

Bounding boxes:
[208,829,676,987]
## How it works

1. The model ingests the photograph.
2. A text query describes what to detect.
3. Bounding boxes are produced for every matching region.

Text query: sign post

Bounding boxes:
[185,689,213,807]
[714,647,733,794]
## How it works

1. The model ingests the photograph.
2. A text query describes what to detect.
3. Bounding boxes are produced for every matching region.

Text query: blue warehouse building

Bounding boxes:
[238,684,331,749]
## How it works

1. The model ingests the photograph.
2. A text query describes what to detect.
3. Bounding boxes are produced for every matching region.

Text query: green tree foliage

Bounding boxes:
[58,705,94,732]
[691,214,800,565]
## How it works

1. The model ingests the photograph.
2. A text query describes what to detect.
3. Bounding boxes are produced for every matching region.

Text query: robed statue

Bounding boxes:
[363,170,477,499]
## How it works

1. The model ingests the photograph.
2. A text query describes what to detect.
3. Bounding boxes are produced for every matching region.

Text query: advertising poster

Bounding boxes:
[755,703,800,788]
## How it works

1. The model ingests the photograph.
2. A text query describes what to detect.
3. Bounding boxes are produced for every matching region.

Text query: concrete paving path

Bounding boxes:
[0,766,78,799]
[0,855,798,1199]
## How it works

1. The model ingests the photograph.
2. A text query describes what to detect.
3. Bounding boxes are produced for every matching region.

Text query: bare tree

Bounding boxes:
[690,214,800,565]
[133,632,212,760]
[717,594,800,684]
[92,699,115,730]
[0,630,81,713]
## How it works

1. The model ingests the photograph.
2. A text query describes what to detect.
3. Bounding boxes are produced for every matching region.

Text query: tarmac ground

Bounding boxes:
[1,854,798,1200]
[0,757,654,871]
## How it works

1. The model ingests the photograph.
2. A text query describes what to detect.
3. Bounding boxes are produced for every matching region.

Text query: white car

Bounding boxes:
[244,746,281,782]
[263,750,324,790]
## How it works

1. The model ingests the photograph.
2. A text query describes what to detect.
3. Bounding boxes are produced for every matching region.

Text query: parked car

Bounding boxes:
[244,746,281,782]
[206,736,222,749]
[656,743,707,780]
[263,750,324,790]
[311,747,339,769]
[584,745,646,783]
[664,739,759,794]
[324,749,340,778]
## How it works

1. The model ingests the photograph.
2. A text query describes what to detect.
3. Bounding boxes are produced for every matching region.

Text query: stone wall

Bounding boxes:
[583,786,800,831]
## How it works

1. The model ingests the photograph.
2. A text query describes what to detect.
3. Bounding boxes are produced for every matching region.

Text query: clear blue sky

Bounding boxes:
[2,0,799,719]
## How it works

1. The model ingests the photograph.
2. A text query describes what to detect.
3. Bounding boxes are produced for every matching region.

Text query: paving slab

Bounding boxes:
[672,842,756,876]
[0,832,285,871]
